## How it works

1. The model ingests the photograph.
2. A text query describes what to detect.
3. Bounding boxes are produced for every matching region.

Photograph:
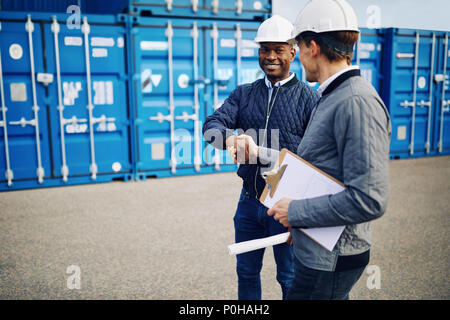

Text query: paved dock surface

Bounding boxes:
[1,156,449,299]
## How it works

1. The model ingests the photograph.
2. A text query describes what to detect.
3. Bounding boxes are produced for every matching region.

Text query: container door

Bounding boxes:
[385,29,438,158]
[43,16,132,182]
[434,32,450,155]
[0,18,51,188]
[204,21,261,171]
[132,19,205,177]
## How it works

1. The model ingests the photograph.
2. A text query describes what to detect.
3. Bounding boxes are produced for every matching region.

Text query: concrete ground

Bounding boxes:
[0,156,449,300]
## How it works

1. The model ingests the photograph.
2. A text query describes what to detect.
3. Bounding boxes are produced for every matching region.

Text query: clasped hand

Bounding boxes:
[225,134,259,164]
[226,134,293,244]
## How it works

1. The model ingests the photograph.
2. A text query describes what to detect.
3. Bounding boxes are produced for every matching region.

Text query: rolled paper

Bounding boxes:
[228,232,290,255]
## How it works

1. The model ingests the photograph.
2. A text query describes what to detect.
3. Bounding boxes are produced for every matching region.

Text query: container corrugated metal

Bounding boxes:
[0,0,128,14]
[129,0,271,21]
[0,12,133,191]
[382,28,450,159]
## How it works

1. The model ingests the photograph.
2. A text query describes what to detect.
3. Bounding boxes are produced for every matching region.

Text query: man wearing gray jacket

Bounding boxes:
[239,0,391,299]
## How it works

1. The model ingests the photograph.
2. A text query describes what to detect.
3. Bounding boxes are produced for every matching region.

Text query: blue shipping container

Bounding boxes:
[382,28,450,159]
[0,0,128,15]
[0,17,51,187]
[130,17,243,179]
[129,0,271,21]
[0,12,133,191]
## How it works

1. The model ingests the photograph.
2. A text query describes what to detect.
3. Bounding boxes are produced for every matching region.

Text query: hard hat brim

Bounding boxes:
[254,37,291,44]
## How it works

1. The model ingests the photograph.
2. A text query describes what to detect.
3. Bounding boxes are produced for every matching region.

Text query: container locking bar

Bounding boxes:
[211,22,221,170]
[438,33,449,152]
[400,32,420,156]
[51,16,70,182]
[0,22,13,186]
[235,23,242,87]
[166,21,177,174]
[418,33,435,153]
[190,21,201,172]
[26,15,44,183]
[82,17,98,180]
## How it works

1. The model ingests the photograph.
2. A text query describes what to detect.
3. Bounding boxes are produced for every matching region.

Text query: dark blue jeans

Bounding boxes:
[233,189,294,300]
[287,254,366,300]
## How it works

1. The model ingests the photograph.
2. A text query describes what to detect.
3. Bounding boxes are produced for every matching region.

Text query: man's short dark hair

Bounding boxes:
[296,31,359,64]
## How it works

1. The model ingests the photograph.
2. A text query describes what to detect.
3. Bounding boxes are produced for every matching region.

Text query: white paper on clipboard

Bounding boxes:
[260,149,346,252]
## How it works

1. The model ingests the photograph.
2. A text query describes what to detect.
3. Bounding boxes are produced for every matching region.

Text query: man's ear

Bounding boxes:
[289,45,296,62]
[310,40,320,57]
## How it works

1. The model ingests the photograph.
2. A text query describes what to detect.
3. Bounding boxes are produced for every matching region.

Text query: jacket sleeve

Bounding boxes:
[288,95,391,228]
[202,86,242,150]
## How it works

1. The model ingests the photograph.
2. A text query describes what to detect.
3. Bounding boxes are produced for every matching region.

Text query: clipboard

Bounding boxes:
[260,148,346,251]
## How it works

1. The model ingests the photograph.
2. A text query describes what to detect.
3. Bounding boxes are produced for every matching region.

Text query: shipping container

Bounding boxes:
[382,28,450,159]
[129,0,271,21]
[0,12,133,191]
[0,0,128,15]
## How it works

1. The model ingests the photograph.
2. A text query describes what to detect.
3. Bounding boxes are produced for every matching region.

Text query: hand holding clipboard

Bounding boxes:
[260,149,346,252]
[227,148,346,255]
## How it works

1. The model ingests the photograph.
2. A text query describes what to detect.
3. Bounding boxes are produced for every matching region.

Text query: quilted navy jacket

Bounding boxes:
[203,75,320,198]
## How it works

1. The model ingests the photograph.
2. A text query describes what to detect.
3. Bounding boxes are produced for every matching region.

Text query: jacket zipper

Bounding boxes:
[254,86,281,198]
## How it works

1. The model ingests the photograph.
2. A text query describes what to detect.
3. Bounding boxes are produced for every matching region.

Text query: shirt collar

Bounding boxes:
[317,65,360,96]
[264,72,295,89]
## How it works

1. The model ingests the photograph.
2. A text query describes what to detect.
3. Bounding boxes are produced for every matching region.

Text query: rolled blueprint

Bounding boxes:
[228,232,290,255]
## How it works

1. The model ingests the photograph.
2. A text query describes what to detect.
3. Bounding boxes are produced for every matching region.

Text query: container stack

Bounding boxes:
[127,1,273,180]
[0,9,133,191]
[382,29,450,159]
[0,1,448,191]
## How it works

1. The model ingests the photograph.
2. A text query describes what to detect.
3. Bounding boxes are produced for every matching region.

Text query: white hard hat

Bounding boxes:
[288,0,359,45]
[254,15,294,44]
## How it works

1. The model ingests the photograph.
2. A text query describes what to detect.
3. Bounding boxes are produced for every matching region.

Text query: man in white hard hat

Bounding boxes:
[203,15,319,300]
[243,0,391,299]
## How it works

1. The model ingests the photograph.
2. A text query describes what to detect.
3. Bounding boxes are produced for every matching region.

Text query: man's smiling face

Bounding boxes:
[258,42,295,85]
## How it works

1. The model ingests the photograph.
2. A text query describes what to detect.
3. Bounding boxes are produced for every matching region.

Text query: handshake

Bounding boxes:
[225,134,259,164]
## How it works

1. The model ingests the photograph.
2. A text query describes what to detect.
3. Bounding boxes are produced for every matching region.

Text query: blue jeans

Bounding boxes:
[287,254,366,300]
[233,189,294,300]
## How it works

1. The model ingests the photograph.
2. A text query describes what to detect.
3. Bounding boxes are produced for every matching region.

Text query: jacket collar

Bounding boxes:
[283,73,299,87]
[264,72,296,89]
[259,73,299,88]
[322,69,361,96]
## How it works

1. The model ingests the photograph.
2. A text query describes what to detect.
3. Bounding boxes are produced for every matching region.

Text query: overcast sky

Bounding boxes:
[273,0,450,31]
